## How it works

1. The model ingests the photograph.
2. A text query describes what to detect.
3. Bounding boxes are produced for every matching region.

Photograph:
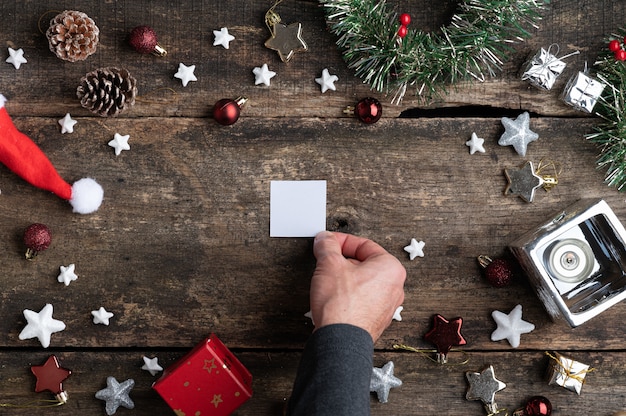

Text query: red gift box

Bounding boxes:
[153,334,252,415]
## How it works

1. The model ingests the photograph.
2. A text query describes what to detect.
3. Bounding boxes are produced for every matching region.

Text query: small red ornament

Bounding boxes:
[31,355,71,404]
[128,25,167,56]
[23,223,51,260]
[478,255,514,287]
[609,39,622,52]
[354,97,383,124]
[424,314,467,363]
[399,13,411,27]
[397,25,408,38]
[212,97,248,126]
[616,49,626,61]
[524,396,552,416]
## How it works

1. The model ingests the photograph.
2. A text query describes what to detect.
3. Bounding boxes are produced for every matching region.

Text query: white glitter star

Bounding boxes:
[213,27,235,49]
[108,133,130,156]
[315,68,338,93]
[370,361,402,403]
[392,306,403,322]
[91,307,114,326]
[466,132,485,155]
[18,303,66,348]
[141,356,163,376]
[174,63,197,87]
[252,63,276,86]
[95,377,135,415]
[404,238,425,260]
[498,112,539,156]
[58,113,77,134]
[57,263,78,286]
[491,304,535,348]
[6,47,27,69]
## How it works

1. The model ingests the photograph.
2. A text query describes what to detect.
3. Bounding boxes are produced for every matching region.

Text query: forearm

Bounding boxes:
[287,324,374,416]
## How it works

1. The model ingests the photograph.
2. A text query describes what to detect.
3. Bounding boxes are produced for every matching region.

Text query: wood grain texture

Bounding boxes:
[2,1,626,415]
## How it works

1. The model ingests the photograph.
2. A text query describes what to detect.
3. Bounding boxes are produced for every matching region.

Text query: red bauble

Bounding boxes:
[609,39,622,52]
[23,223,51,260]
[213,97,248,125]
[399,13,411,26]
[397,25,408,38]
[128,25,167,56]
[524,396,552,416]
[616,49,626,61]
[478,255,513,287]
[354,97,383,124]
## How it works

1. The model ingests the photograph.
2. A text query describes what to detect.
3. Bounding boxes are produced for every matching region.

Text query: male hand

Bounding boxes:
[310,231,406,342]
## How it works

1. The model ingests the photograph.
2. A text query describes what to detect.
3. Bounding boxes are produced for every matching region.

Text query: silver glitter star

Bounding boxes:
[466,365,506,412]
[95,376,135,415]
[370,361,402,403]
[504,161,544,203]
[498,112,539,156]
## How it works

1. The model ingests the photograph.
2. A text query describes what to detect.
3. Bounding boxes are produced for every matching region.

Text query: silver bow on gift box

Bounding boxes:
[562,71,605,113]
[522,45,579,90]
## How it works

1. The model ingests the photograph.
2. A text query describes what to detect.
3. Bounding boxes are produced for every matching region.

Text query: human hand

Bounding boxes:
[309,231,406,342]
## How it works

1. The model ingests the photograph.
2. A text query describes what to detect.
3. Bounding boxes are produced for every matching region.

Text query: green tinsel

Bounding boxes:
[586,29,626,191]
[319,0,548,103]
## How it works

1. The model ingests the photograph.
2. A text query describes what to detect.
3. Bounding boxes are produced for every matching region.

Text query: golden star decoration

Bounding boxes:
[211,394,223,408]
[203,358,217,374]
[265,22,307,62]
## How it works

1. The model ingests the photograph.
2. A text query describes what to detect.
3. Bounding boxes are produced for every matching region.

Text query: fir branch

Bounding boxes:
[587,28,626,190]
[319,0,547,103]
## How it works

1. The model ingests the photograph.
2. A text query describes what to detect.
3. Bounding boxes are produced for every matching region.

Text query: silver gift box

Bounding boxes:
[522,47,567,90]
[561,72,605,113]
[509,199,626,327]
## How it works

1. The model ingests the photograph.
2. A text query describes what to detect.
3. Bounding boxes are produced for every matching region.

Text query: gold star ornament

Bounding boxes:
[264,3,307,63]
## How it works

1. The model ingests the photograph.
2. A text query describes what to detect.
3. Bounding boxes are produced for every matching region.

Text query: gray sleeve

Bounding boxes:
[287,324,374,416]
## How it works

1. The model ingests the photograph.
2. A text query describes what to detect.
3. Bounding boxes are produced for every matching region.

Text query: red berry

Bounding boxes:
[23,223,51,260]
[484,258,513,288]
[399,13,411,27]
[609,39,621,52]
[616,49,626,61]
[397,25,408,38]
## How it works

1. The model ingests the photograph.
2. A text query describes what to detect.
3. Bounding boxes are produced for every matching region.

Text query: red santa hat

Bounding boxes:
[0,94,103,214]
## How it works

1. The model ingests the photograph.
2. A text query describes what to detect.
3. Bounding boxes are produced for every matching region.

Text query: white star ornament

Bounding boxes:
[58,113,77,134]
[108,133,130,156]
[315,68,338,93]
[19,303,66,348]
[57,263,78,286]
[466,132,485,154]
[253,64,276,86]
[92,307,115,325]
[141,356,164,376]
[213,27,235,49]
[491,304,535,348]
[404,238,425,260]
[6,47,27,69]
[174,63,197,87]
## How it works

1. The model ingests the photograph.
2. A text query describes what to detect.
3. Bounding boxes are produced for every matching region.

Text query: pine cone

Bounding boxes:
[77,67,137,117]
[46,10,99,62]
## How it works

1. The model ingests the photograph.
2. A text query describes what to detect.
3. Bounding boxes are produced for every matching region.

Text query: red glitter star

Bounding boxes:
[31,355,71,394]
[424,314,467,362]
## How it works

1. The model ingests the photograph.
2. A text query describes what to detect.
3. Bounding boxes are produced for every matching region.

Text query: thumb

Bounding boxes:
[313,231,341,261]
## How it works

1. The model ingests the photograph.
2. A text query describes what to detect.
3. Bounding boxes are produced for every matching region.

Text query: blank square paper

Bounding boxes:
[270,180,327,237]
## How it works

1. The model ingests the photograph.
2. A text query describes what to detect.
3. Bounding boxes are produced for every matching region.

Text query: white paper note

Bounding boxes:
[270,180,327,237]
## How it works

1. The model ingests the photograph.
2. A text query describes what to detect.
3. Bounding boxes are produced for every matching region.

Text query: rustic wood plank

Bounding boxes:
[1,116,625,351]
[0,0,625,118]
[0,350,623,415]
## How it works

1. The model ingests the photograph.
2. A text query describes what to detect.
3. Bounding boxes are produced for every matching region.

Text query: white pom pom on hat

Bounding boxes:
[0,94,103,213]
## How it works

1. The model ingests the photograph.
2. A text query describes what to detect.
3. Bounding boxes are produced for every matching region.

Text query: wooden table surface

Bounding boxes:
[2,1,626,415]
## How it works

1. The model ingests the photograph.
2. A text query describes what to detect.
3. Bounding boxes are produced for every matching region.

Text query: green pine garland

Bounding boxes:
[586,29,626,191]
[319,0,548,103]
